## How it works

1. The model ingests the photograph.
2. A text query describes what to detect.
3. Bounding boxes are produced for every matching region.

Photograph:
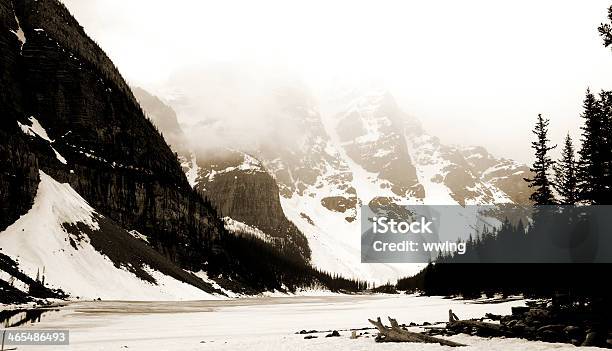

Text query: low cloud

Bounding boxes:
[157,62,312,155]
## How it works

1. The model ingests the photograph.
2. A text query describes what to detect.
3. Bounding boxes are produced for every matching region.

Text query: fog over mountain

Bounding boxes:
[61,0,612,163]
[161,64,311,155]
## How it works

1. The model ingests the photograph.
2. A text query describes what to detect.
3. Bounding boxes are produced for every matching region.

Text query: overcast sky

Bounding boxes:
[61,0,612,163]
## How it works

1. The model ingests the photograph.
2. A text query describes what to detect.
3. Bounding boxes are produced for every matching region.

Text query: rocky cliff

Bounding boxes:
[0,0,225,271]
[195,150,311,263]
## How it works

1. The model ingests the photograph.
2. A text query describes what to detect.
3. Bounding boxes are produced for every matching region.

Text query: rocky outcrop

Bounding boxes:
[460,146,532,205]
[195,150,311,263]
[320,196,358,222]
[426,302,612,348]
[335,91,424,199]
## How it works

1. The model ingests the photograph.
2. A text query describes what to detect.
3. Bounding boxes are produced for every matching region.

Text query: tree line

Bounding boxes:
[528,90,612,207]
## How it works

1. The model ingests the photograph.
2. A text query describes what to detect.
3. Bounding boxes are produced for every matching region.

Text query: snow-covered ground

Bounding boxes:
[6,295,600,351]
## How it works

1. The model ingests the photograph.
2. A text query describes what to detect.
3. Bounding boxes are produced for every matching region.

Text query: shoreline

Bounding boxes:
[4,295,607,350]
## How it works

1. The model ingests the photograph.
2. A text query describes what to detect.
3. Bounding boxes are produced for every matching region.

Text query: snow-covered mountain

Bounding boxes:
[261,89,530,282]
[142,85,531,284]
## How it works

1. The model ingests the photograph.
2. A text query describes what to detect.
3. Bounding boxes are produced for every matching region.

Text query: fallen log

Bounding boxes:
[447,319,503,336]
[368,317,466,347]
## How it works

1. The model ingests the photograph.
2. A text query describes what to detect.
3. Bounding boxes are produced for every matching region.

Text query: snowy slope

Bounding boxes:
[0,171,222,301]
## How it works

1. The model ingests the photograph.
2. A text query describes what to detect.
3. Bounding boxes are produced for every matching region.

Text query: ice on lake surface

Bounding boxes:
[7,295,604,350]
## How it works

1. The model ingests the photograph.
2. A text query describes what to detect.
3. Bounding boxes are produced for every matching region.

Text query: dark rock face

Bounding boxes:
[195,150,311,263]
[321,195,358,222]
[320,196,358,214]
[0,135,40,231]
[0,1,38,230]
[0,0,223,271]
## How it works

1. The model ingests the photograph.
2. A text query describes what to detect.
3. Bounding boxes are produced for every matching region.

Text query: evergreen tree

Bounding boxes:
[553,133,578,205]
[577,90,607,204]
[524,114,556,205]
[597,8,612,202]
[598,5,612,48]
[599,90,612,201]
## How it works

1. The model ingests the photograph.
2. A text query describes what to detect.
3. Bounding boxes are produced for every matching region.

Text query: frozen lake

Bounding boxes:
[4,295,599,350]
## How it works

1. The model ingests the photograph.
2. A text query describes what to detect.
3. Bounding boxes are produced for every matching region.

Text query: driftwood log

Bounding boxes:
[368,317,466,347]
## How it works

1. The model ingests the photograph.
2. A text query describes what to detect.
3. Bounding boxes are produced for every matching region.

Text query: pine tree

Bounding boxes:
[577,89,607,204]
[553,133,578,205]
[599,5,612,48]
[524,114,556,205]
[599,90,612,202]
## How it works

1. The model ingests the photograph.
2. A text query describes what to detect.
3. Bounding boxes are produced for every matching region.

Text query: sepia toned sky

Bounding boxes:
[61,0,612,163]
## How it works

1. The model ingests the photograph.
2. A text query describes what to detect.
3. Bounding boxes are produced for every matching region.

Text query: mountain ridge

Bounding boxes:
[140,84,532,283]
